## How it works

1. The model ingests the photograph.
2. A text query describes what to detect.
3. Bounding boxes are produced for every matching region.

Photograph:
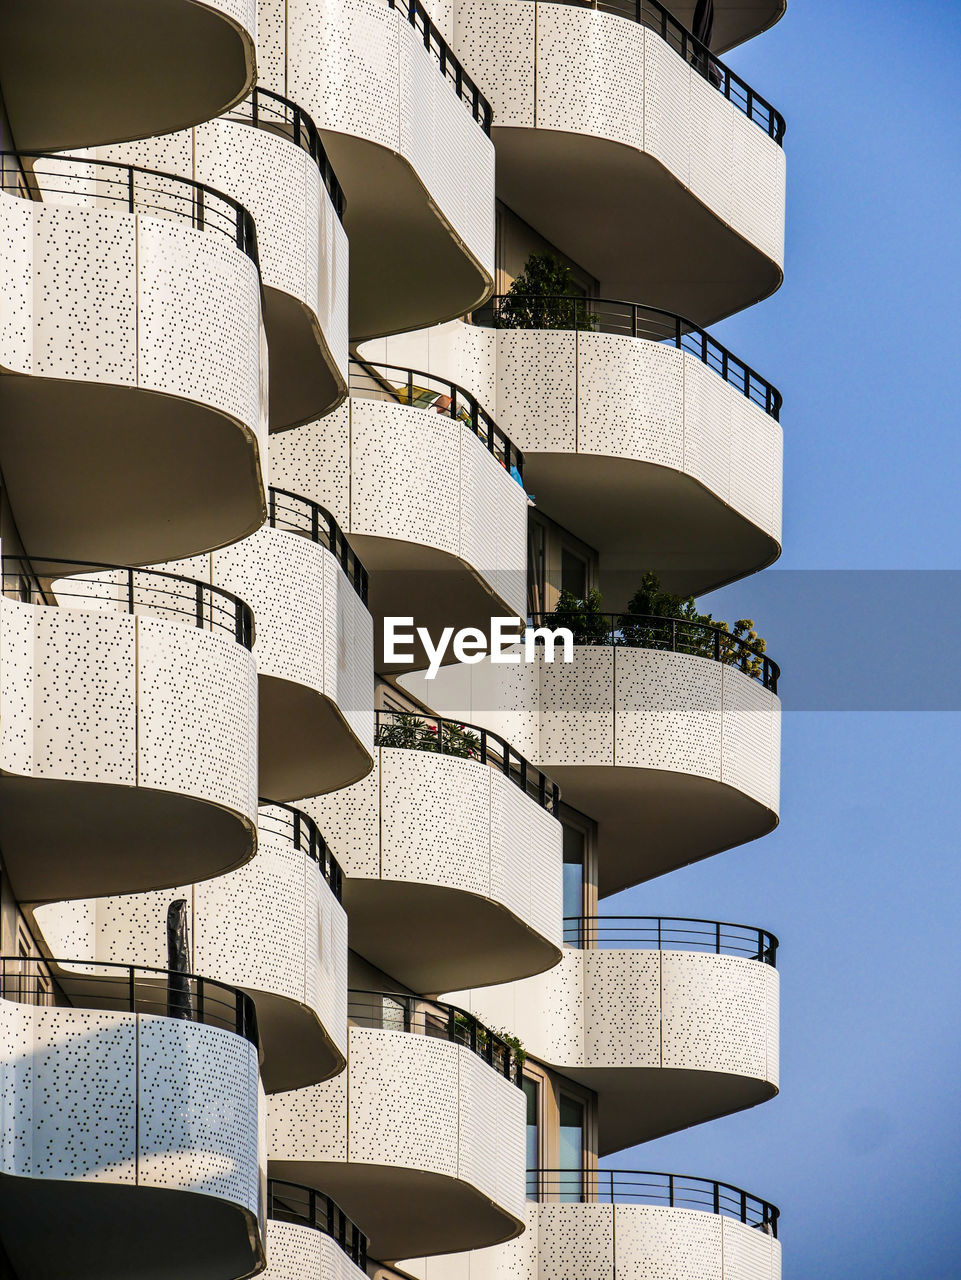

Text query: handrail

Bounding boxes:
[266,1179,368,1267]
[564,916,778,964]
[0,151,261,269]
[388,0,493,134]
[375,709,560,811]
[268,487,369,607]
[482,294,781,421]
[0,956,260,1054]
[531,610,779,693]
[349,357,524,480]
[349,988,523,1086]
[531,0,783,143]
[258,801,344,902]
[529,1169,779,1236]
[228,88,346,222]
[2,555,254,649]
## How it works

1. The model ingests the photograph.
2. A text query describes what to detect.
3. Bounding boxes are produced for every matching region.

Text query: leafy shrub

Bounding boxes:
[495,253,597,331]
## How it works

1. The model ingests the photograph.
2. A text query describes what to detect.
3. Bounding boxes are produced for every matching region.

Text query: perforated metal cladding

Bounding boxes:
[452,0,534,125]
[577,334,683,469]
[721,666,781,813]
[538,647,615,767]
[660,951,773,1079]
[268,1067,348,1161]
[268,403,351,524]
[264,1222,370,1280]
[303,759,380,878]
[260,0,494,275]
[613,648,722,780]
[584,949,660,1067]
[537,1204,613,1280]
[490,770,562,948]
[721,1217,781,1280]
[614,1205,722,1280]
[0,998,263,1221]
[0,599,257,823]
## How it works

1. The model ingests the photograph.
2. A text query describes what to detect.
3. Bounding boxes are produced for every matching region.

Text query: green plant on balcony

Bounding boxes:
[376,712,481,759]
[495,253,597,331]
[545,587,611,645]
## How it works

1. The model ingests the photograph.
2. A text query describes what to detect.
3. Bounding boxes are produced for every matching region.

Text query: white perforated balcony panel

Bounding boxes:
[32,823,349,1092]
[268,1026,526,1260]
[401,646,780,894]
[450,2,784,324]
[0,997,265,1280]
[264,1221,370,1280]
[269,400,527,671]
[304,747,562,991]
[98,116,349,430]
[448,948,779,1151]
[0,0,256,151]
[0,598,258,903]
[256,0,495,339]
[0,190,267,565]
[162,528,375,801]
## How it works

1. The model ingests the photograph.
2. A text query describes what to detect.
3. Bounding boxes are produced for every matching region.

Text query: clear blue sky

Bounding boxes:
[604,3,961,1275]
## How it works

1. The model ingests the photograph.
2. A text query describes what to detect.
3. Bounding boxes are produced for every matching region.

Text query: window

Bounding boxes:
[561,547,588,600]
[562,825,586,945]
[558,1094,585,1202]
[523,1076,540,1199]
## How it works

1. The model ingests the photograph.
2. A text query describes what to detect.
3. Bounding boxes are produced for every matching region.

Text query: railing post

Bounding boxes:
[740,1190,748,1224]
[127,166,134,212]
[668,1174,675,1208]
[196,185,204,232]
[714,628,720,662]
[127,568,135,614]
[657,918,662,950]
[196,975,205,1025]
[714,1183,720,1215]
[716,921,722,954]
[196,580,204,630]
[269,487,276,527]
[293,808,302,851]
[129,964,136,1014]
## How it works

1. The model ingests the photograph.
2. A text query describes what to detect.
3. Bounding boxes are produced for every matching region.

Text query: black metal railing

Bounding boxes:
[375,709,559,811]
[530,610,778,693]
[268,488,369,606]
[349,358,524,480]
[564,917,778,964]
[537,0,783,142]
[1,556,254,649]
[349,989,523,1085]
[389,0,493,134]
[267,1180,368,1267]
[0,151,260,268]
[529,1169,778,1236]
[258,801,344,901]
[229,88,346,221]
[484,295,781,421]
[0,957,260,1052]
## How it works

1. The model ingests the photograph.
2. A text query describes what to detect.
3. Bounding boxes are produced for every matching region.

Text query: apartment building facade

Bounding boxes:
[0,0,785,1274]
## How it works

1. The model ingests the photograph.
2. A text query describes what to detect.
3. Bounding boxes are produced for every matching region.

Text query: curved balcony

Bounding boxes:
[0,153,267,566]
[268,993,526,1261]
[256,0,495,339]
[167,490,375,801]
[265,1181,368,1280]
[99,88,349,430]
[0,957,265,1280]
[0,557,258,904]
[305,709,563,992]
[270,362,528,671]
[402,615,780,894]
[451,0,785,323]
[31,802,349,1093]
[449,916,779,1151]
[0,0,255,152]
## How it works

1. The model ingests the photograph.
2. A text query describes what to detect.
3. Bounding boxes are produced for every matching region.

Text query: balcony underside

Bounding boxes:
[669,0,786,53]
[342,879,561,994]
[255,988,347,1094]
[0,1175,262,1280]
[494,129,781,327]
[0,0,254,152]
[0,375,265,567]
[549,766,777,897]
[266,1161,523,1262]
[0,775,254,904]
[259,674,373,803]
[321,132,493,342]
[525,452,780,603]
[565,1066,778,1154]
[265,288,347,432]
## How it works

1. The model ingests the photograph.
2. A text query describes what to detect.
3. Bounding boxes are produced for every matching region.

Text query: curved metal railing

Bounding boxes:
[2,555,254,649]
[349,357,524,480]
[349,988,523,1086]
[564,917,778,964]
[268,487,369,606]
[389,0,493,133]
[482,294,781,421]
[258,801,344,902]
[375,709,560,812]
[533,0,783,142]
[0,956,260,1053]
[266,1180,368,1266]
[0,151,260,268]
[529,1169,779,1236]
[228,87,346,221]
[531,610,778,693]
